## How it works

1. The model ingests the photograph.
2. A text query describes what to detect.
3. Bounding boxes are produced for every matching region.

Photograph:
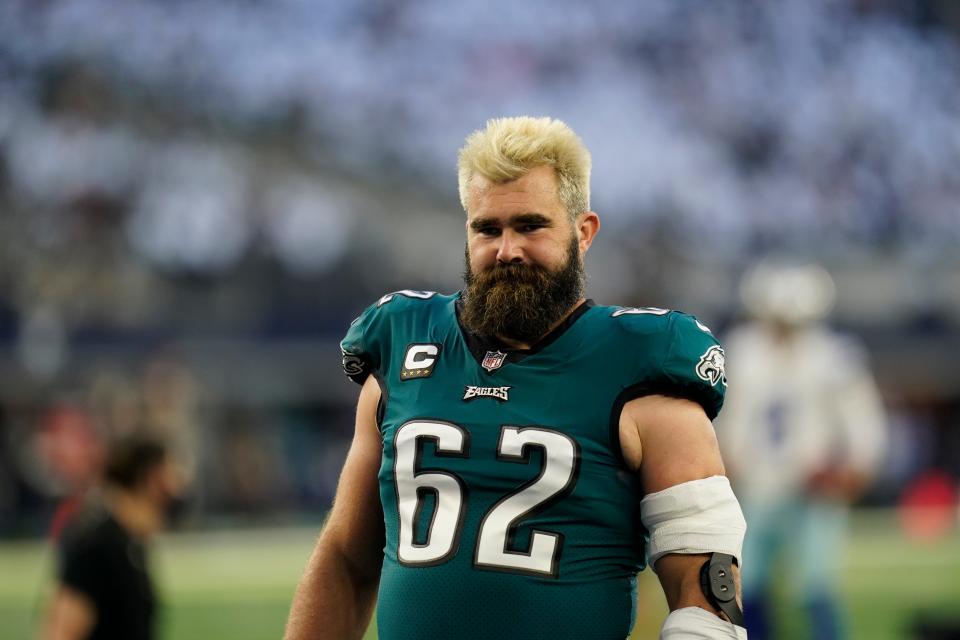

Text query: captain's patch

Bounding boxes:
[400,343,441,380]
[695,345,727,387]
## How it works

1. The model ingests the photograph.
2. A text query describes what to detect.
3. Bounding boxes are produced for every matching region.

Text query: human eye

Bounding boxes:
[477,225,501,237]
[519,223,545,233]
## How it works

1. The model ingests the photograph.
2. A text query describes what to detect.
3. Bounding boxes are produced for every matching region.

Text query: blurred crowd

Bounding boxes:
[1,0,959,536]
[2,0,958,252]
[0,346,356,536]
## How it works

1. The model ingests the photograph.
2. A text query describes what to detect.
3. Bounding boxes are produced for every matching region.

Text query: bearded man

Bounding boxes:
[286,117,748,640]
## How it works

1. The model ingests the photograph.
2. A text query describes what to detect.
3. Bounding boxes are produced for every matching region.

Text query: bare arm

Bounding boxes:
[620,394,742,618]
[285,376,385,640]
[810,366,887,501]
[41,585,96,640]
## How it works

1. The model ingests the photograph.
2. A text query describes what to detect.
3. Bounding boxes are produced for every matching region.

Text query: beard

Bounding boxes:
[461,235,585,344]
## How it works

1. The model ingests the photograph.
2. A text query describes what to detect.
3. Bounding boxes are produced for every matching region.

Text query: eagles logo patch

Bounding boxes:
[695,345,727,387]
[462,386,511,402]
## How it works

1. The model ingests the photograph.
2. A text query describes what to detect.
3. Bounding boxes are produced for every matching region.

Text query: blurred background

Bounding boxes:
[0,0,958,638]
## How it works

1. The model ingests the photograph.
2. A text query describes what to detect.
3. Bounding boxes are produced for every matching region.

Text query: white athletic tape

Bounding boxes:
[640,475,747,569]
[660,607,747,639]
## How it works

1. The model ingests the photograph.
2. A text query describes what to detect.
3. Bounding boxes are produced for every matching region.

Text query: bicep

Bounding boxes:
[620,395,738,614]
[620,394,726,493]
[44,585,96,640]
[321,375,385,578]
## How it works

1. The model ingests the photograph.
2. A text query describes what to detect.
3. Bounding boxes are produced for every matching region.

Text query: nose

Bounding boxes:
[496,229,525,264]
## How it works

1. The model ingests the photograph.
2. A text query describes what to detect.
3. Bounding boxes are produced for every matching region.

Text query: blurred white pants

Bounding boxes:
[741,497,849,597]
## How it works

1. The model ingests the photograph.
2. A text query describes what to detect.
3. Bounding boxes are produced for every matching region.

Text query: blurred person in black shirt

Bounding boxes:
[42,435,185,640]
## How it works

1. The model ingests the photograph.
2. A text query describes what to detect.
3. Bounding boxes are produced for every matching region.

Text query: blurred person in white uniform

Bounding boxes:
[717,262,888,640]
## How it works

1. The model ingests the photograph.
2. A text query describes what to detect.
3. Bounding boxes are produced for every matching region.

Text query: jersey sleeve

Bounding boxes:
[340,290,440,385]
[659,312,727,420]
[340,299,388,385]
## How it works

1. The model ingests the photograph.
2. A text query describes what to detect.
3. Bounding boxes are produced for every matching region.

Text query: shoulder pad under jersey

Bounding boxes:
[611,307,727,420]
[339,290,438,384]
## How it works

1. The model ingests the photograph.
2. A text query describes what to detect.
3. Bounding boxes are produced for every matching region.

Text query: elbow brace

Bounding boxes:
[641,476,748,635]
[640,475,747,569]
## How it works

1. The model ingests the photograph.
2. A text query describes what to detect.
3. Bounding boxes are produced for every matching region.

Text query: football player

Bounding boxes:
[717,263,887,640]
[286,117,747,639]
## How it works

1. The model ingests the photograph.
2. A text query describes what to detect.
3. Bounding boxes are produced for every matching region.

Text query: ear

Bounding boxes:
[576,211,600,254]
[141,467,163,500]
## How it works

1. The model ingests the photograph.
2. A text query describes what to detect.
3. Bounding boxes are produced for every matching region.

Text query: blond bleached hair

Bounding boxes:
[457,116,591,219]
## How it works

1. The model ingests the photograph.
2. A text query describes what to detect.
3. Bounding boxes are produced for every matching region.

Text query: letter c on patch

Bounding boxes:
[404,344,439,370]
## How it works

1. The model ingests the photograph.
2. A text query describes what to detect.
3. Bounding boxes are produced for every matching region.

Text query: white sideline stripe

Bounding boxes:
[844,552,960,570]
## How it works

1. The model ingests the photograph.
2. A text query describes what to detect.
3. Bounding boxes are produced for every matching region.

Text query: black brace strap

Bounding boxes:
[699,553,744,627]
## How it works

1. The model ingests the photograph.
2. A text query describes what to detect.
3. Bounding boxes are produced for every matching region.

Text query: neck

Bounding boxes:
[496,297,586,350]
[104,487,162,539]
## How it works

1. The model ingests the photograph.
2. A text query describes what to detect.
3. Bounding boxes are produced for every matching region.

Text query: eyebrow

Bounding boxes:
[469,213,552,231]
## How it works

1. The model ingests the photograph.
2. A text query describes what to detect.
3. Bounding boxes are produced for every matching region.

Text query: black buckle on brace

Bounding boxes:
[699,553,744,627]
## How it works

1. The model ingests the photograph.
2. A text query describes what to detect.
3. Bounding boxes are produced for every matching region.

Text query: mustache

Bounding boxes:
[465,262,550,286]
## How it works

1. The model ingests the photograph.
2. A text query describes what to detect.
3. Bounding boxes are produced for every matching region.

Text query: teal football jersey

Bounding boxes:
[340,291,726,640]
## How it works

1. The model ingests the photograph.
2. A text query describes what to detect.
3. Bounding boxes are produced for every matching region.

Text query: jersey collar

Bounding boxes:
[454,293,594,368]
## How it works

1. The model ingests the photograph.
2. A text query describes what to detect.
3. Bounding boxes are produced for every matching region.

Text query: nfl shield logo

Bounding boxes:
[481,350,507,373]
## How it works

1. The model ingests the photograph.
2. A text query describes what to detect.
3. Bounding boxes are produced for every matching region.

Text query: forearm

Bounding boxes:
[285,536,381,640]
[655,553,741,617]
[41,586,96,640]
[286,376,385,640]
[656,554,745,639]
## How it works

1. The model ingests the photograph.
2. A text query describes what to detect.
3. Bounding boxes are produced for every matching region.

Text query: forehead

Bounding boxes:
[466,165,564,220]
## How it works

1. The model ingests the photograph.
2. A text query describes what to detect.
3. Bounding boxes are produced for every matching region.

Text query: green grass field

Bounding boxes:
[2,510,957,639]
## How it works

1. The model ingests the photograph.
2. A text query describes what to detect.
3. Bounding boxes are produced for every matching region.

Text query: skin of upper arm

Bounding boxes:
[618,394,725,491]
[284,376,384,640]
[618,394,740,616]
[320,375,386,582]
[43,585,96,640]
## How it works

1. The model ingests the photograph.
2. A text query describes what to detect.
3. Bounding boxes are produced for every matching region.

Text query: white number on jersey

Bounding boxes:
[393,421,580,577]
[474,427,578,576]
[378,290,437,307]
[611,306,671,317]
[394,421,468,565]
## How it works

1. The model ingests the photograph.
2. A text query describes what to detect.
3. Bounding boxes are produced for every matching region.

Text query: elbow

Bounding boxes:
[319,531,383,589]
